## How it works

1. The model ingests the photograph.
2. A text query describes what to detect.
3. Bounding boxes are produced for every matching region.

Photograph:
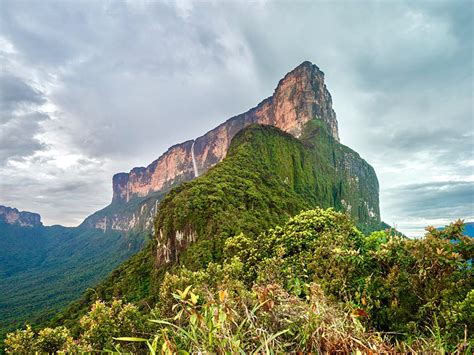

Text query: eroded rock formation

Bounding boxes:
[83,61,375,232]
[111,61,338,205]
[0,205,42,227]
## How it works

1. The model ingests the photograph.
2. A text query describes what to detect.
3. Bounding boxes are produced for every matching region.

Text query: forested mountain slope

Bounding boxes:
[53,122,385,330]
[0,221,147,341]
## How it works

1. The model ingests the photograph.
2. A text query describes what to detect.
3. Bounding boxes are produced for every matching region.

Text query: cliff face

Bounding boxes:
[0,205,42,228]
[83,61,370,232]
[111,61,338,205]
[153,124,380,269]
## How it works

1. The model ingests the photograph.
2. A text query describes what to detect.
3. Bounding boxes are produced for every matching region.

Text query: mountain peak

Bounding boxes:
[84,62,341,229]
[281,61,324,85]
[292,60,321,73]
[0,205,42,227]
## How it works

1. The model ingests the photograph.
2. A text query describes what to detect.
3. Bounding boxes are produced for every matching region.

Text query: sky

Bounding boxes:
[0,0,472,236]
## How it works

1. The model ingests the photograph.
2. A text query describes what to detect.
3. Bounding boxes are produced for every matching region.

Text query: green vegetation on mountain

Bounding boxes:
[154,122,381,268]
[6,210,473,353]
[10,122,470,353]
[0,222,147,342]
[49,122,384,328]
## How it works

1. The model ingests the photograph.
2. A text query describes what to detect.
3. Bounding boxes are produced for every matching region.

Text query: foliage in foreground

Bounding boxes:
[51,122,385,330]
[5,208,473,353]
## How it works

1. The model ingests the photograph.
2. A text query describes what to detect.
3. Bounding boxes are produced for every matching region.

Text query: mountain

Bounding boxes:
[81,62,346,232]
[0,205,42,227]
[53,119,382,329]
[153,123,380,269]
[3,61,384,340]
[0,207,147,341]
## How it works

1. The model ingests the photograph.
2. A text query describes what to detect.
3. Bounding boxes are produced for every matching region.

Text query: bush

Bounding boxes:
[35,326,73,353]
[358,220,473,341]
[224,210,473,348]
[4,325,35,354]
[79,299,144,351]
[137,283,391,353]
[5,209,473,352]
[4,325,73,354]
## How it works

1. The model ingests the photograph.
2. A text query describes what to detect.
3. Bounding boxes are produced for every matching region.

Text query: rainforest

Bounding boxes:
[1,1,473,353]
[3,124,473,353]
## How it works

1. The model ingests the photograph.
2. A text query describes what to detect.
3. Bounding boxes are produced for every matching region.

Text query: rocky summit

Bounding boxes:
[111,61,338,205]
[82,61,377,232]
[0,205,42,228]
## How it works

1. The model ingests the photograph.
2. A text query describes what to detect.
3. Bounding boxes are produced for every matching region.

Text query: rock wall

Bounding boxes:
[0,205,42,227]
[112,61,339,204]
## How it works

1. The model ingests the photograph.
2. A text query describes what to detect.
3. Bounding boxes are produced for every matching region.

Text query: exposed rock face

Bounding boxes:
[112,173,129,204]
[83,61,365,232]
[111,61,338,205]
[81,191,164,232]
[336,149,380,224]
[0,205,42,227]
[152,123,381,269]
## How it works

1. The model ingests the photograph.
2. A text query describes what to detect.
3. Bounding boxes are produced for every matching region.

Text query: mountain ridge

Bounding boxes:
[52,121,381,329]
[82,61,343,231]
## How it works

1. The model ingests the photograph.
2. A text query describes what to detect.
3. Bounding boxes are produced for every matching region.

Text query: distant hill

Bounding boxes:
[0,216,147,341]
[0,205,42,227]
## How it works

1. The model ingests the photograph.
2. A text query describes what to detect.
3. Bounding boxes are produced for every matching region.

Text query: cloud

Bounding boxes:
[0,74,49,162]
[386,181,474,216]
[0,153,111,226]
[383,181,474,236]
[0,74,46,115]
[0,0,472,233]
[0,112,48,163]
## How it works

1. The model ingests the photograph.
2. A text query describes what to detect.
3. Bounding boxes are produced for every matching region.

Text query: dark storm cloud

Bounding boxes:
[0,74,49,162]
[0,112,48,163]
[0,74,46,115]
[0,0,472,232]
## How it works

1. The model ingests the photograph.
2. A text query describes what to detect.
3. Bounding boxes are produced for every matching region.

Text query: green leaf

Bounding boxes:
[181,285,192,299]
[190,292,199,305]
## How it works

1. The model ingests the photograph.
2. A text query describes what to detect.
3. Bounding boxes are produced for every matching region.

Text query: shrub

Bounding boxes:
[4,210,473,352]
[4,325,35,354]
[35,326,73,353]
[79,299,144,351]
[358,221,473,342]
[135,283,391,353]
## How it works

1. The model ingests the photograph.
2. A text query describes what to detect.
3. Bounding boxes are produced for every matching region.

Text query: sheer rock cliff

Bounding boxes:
[82,62,376,232]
